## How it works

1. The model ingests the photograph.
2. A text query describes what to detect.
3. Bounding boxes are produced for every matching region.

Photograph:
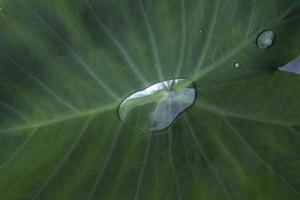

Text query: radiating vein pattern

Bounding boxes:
[85,0,149,85]
[138,0,164,80]
[22,0,119,100]
[223,116,300,198]
[134,134,153,200]
[184,114,232,199]
[31,116,94,200]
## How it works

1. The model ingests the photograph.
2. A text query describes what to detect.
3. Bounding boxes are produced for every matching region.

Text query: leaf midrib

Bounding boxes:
[0,102,118,134]
[2,96,298,135]
[195,101,298,127]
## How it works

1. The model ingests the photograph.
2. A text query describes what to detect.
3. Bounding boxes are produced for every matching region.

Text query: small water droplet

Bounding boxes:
[0,8,2,11]
[199,30,202,33]
[257,30,275,50]
[118,79,196,133]
[234,62,241,69]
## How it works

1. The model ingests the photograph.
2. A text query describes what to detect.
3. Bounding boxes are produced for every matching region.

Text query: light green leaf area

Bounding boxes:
[0,0,300,199]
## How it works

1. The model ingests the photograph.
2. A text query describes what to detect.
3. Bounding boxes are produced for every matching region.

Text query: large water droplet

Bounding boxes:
[256,30,275,50]
[118,79,196,133]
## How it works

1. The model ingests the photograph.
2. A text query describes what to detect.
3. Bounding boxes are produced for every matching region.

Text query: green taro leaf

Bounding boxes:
[0,0,300,199]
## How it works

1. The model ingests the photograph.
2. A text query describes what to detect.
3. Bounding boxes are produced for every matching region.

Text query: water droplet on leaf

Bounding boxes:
[234,62,241,69]
[118,79,196,133]
[257,30,275,50]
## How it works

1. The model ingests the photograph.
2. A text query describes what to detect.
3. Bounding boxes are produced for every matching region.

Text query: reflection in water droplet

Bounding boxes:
[257,30,275,50]
[199,30,203,33]
[234,62,241,69]
[118,79,196,133]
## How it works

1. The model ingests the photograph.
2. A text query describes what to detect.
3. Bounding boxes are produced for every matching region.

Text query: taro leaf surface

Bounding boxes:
[0,0,300,199]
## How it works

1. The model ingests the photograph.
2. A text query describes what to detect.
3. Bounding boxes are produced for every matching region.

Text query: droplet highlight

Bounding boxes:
[257,30,275,50]
[118,79,196,133]
[234,62,241,69]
